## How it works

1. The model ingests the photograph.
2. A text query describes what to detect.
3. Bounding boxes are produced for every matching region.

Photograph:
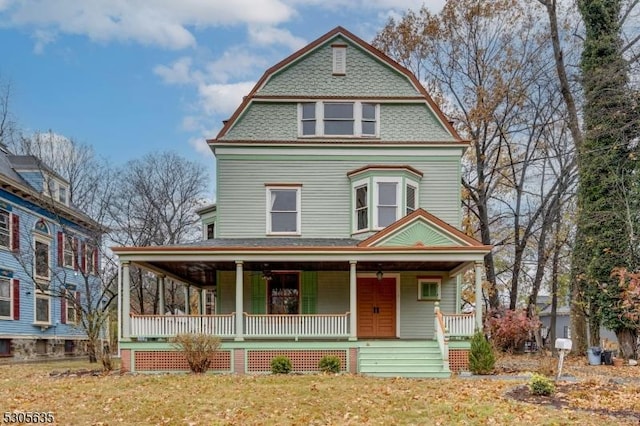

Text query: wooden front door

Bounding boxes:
[357,277,396,338]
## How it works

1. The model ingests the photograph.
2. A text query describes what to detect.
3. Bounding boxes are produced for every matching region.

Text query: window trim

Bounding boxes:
[298,101,379,138]
[0,209,10,250]
[266,185,302,236]
[373,177,401,230]
[417,277,442,301]
[34,235,51,282]
[0,277,11,320]
[406,183,418,215]
[34,292,51,325]
[66,294,77,325]
[63,235,75,269]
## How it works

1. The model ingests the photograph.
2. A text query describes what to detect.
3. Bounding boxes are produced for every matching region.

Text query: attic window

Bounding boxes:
[332,44,346,75]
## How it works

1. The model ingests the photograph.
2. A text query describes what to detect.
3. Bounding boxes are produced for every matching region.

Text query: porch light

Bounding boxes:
[376,264,383,281]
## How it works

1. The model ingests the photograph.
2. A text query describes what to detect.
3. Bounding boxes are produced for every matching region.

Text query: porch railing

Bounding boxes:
[434,303,450,370]
[442,313,475,337]
[130,314,236,338]
[244,313,350,338]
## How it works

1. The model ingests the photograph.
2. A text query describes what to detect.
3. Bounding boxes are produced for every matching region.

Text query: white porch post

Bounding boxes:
[122,261,131,340]
[349,260,357,341]
[158,275,165,315]
[184,286,191,315]
[201,289,207,314]
[475,261,483,331]
[235,261,244,341]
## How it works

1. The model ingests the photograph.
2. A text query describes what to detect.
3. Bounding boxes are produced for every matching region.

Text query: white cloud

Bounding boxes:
[247,25,306,50]
[205,49,269,84]
[198,81,255,116]
[32,29,56,54]
[188,134,213,155]
[1,0,294,50]
[153,57,195,85]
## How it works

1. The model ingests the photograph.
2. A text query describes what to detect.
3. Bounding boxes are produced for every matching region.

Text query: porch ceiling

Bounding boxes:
[135,259,466,288]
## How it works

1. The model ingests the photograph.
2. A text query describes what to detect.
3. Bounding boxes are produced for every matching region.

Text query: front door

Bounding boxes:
[357,277,396,338]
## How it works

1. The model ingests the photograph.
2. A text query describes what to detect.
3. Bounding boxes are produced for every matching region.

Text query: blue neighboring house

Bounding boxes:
[0,145,102,360]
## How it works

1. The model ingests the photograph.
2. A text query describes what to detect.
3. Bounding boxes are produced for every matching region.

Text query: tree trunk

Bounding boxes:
[86,340,97,363]
[616,327,638,359]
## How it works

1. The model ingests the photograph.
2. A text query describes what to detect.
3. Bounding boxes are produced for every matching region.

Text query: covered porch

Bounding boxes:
[113,210,491,376]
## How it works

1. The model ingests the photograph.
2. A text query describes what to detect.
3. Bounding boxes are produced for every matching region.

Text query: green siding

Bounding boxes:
[259,37,420,98]
[217,158,461,238]
[301,271,318,314]
[317,271,349,313]
[399,272,456,339]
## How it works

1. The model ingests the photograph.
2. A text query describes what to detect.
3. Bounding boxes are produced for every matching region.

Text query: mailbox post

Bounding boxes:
[555,338,572,381]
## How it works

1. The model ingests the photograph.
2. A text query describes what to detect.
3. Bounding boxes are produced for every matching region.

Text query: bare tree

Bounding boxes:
[0,77,18,147]
[109,151,208,314]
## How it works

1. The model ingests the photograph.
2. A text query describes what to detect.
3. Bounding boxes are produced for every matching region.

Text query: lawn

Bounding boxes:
[1,355,639,425]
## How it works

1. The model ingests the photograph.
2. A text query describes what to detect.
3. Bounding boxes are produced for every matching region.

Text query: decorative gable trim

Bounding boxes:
[358,208,485,248]
[210,26,464,143]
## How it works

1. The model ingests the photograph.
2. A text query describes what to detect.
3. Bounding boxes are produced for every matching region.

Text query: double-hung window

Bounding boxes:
[63,235,74,268]
[0,210,9,249]
[375,178,401,228]
[35,293,50,324]
[0,278,11,319]
[266,186,301,235]
[299,102,378,137]
[35,239,50,281]
[354,181,369,232]
[406,184,417,215]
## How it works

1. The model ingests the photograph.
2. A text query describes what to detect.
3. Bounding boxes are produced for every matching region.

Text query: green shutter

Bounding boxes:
[215,271,220,314]
[251,274,266,314]
[301,271,318,314]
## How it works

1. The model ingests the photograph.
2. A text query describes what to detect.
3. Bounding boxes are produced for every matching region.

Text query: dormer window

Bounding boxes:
[58,186,68,205]
[298,101,378,137]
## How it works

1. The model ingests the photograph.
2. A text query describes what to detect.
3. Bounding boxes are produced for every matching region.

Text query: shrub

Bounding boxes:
[529,373,555,396]
[318,355,341,373]
[485,309,540,352]
[469,331,496,374]
[270,355,293,374]
[170,333,221,374]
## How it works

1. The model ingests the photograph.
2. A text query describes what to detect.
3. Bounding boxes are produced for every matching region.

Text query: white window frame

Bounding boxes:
[266,186,301,236]
[85,244,96,275]
[332,45,346,75]
[0,209,10,249]
[417,277,442,301]
[63,234,74,268]
[34,235,51,282]
[373,177,401,230]
[0,277,11,320]
[58,185,68,205]
[34,292,51,325]
[352,178,369,233]
[66,293,77,324]
[298,101,379,138]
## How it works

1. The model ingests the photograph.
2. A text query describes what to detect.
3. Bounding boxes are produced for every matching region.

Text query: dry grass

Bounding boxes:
[0,356,639,425]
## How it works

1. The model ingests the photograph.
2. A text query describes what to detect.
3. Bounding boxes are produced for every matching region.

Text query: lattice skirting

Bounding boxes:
[134,350,232,372]
[449,349,469,372]
[247,350,348,373]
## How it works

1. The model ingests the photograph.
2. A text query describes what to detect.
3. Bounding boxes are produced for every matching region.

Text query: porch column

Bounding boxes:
[158,274,165,315]
[122,261,131,340]
[184,285,191,315]
[349,260,357,341]
[201,289,207,314]
[235,261,244,341]
[475,261,483,331]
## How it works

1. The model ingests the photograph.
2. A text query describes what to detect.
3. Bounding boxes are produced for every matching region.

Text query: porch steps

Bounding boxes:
[358,340,450,378]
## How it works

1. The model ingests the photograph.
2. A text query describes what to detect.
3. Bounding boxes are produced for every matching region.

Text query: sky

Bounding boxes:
[0,0,445,199]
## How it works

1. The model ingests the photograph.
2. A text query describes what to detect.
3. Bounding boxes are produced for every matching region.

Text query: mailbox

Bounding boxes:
[555,338,572,351]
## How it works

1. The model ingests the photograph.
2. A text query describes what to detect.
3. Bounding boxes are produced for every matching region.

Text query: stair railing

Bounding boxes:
[434,302,450,371]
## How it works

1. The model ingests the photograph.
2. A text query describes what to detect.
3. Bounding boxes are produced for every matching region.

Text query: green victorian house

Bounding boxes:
[113,27,490,377]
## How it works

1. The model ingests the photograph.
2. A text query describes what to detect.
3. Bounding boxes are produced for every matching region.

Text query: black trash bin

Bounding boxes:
[602,350,614,365]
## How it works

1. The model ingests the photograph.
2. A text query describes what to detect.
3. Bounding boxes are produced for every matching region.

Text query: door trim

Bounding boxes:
[356,273,400,338]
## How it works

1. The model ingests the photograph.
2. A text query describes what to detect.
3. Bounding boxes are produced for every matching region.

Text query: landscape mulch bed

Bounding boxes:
[506,381,640,422]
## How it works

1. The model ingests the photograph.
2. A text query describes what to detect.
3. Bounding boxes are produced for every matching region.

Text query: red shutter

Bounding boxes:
[57,232,63,267]
[73,237,79,271]
[12,279,19,320]
[60,290,67,324]
[80,242,86,272]
[11,214,19,251]
[93,248,99,274]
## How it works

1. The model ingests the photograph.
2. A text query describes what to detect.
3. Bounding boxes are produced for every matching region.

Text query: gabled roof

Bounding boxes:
[209,26,464,144]
[358,208,488,249]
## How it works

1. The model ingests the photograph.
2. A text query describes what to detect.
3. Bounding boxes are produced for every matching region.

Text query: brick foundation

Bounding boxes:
[233,349,245,374]
[247,350,348,373]
[449,349,469,372]
[120,349,131,372]
[349,347,358,373]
